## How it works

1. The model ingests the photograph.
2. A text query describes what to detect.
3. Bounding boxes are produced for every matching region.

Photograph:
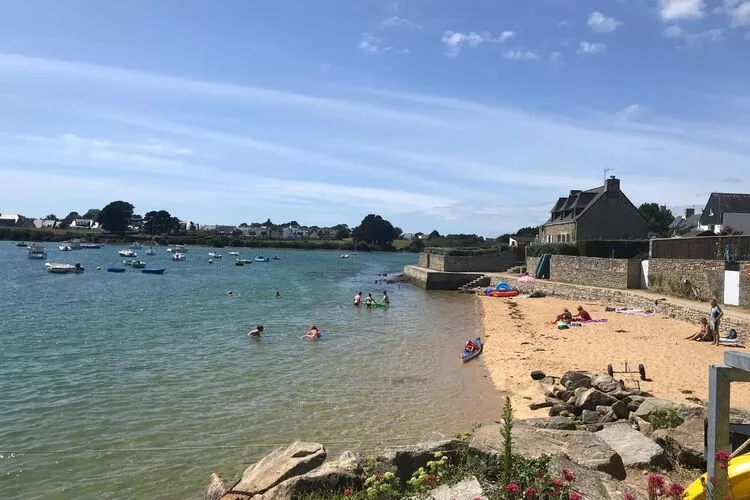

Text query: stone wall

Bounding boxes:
[495,275,750,336]
[403,265,485,290]
[539,222,575,244]
[741,263,750,308]
[648,258,725,303]
[417,251,517,272]
[525,255,641,289]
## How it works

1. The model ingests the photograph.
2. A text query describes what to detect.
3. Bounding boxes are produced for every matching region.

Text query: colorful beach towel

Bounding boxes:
[615,308,654,317]
[580,319,608,324]
[719,338,745,347]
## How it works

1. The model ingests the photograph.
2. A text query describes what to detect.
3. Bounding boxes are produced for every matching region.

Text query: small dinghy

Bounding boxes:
[107,267,126,273]
[142,268,165,274]
[461,338,483,363]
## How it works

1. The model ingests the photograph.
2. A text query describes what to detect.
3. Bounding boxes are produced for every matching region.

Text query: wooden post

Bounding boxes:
[706,365,730,499]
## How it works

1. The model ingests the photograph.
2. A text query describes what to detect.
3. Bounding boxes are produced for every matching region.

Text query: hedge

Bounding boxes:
[526,240,649,259]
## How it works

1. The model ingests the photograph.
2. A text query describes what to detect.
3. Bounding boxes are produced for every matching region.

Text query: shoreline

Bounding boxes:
[477,294,750,419]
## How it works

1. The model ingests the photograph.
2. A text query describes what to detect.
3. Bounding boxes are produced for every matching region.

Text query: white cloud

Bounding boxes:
[725,0,750,25]
[549,51,563,62]
[659,0,706,21]
[441,30,516,56]
[558,20,569,27]
[618,103,646,120]
[663,25,726,45]
[502,49,540,61]
[576,41,607,55]
[379,16,422,29]
[663,25,684,37]
[358,35,381,54]
[587,12,623,34]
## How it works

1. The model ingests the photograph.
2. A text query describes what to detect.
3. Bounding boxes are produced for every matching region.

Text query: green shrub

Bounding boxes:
[575,240,649,259]
[526,243,579,257]
[650,409,684,430]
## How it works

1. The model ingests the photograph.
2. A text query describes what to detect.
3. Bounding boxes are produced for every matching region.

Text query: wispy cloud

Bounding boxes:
[576,41,607,55]
[618,103,646,120]
[725,0,750,25]
[502,49,540,61]
[357,34,409,55]
[587,12,623,34]
[379,16,422,29]
[441,30,515,56]
[659,0,706,21]
[663,25,726,46]
[558,20,569,27]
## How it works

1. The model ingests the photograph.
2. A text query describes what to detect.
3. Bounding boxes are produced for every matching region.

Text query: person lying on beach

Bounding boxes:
[248,325,264,337]
[555,308,573,323]
[307,325,321,337]
[686,318,713,342]
[574,306,592,321]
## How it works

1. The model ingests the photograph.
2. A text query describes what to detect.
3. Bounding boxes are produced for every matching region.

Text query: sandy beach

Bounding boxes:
[479,295,750,420]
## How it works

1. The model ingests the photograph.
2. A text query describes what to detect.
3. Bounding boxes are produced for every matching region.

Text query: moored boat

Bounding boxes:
[81,243,101,249]
[272,256,280,260]
[59,245,72,251]
[340,254,349,259]
[461,338,483,363]
[171,252,186,261]
[144,248,155,255]
[236,258,253,265]
[131,260,146,269]
[107,267,126,273]
[142,268,165,274]
[254,256,270,262]
[28,245,47,259]
[45,262,85,274]
[228,251,240,256]
[118,249,137,257]
[130,242,143,249]
[16,241,27,247]
[208,252,223,258]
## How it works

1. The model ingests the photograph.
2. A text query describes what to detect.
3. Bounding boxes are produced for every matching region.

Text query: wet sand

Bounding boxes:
[479,296,750,419]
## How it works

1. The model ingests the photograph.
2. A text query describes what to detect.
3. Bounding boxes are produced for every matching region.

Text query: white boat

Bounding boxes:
[118,249,137,257]
[228,251,240,256]
[340,254,350,259]
[28,245,47,259]
[45,262,85,274]
[123,259,145,268]
[208,252,223,258]
[236,258,253,265]
[254,256,270,262]
[172,252,186,261]
[59,245,72,251]
[81,243,102,249]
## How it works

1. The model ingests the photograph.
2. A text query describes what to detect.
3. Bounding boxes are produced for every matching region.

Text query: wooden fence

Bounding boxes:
[650,235,750,261]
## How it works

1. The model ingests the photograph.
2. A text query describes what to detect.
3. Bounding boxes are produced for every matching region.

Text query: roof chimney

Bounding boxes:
[605,175,620,192]
[685,207,695,218]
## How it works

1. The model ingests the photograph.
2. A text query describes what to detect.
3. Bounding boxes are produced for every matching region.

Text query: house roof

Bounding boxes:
[670,212,702,232]
[543,186,605,226]
[700,193,750,225]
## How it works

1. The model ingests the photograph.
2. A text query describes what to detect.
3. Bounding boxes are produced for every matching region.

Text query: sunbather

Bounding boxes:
[686,318,713,342]
[574,306,592,321]
[555,308,573,323]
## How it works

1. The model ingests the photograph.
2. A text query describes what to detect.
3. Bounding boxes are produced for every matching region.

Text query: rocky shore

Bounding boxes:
[200,370,737,500]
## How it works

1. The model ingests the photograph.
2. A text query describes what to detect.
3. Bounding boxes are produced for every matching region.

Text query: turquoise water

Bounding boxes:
[0,244,501,499]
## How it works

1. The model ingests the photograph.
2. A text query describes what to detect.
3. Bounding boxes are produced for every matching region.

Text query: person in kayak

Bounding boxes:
[364,293,375,306]
[465,340,478,352]
[353,291,362,306]
[248,325,264,337]
[382,291,390,305]
[307,325,321,338]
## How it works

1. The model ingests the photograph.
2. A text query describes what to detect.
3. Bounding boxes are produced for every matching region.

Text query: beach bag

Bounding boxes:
[557,321,569,330]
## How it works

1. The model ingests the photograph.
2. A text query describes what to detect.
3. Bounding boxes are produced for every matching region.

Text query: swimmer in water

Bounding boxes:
[227,291,234,298]
[275,290,281,298]
[248,325,264,337]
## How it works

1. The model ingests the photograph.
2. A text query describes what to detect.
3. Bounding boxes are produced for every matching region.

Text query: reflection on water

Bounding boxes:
[0,246,503,499]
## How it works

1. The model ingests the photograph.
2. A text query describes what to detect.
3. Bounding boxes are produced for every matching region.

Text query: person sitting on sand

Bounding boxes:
[307,325,321,338]
[248,325,264,337]
[686,318,713,342]
[574,306,592,321]
[555,308,573,323]
[353,291,362,306]
[364,293,375,306]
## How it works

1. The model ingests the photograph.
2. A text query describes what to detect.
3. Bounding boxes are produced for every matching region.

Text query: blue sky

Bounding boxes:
[0,0,749,236]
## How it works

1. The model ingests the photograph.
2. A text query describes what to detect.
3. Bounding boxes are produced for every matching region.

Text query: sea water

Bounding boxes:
[0,244,501,499]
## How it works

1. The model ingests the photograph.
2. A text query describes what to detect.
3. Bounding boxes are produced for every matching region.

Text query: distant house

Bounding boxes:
[508,235,536,248]
[33,218,58,229]
[669,208,703,236]
[698,192,750,235]
[0,213,35,228]
[70,219,99,230]
[538,176,649,243]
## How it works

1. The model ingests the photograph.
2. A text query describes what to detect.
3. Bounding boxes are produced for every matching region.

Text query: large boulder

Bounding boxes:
[561,371,592,390]
[221,442,326,499]
[591,374,622,393]
[427,476,484,500]
[575,389,617,413]
[202,473,230,500]
[548,454,637,500]
[523,416,577,430]
[633,398,693,422]
[469,423,626,480]
[252,454,364,500]
[652,415,706,469]
[595,422,666,469]
[377,439,464,483]
[611,397,632,420]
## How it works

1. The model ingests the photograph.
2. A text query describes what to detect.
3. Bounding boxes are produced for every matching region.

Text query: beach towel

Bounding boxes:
[615,308,654,317]
[519,275,535,283]
[580,319,608,324]
[719,338,745,348]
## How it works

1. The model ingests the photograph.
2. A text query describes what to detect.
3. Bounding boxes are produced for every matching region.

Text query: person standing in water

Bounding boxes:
[275,290,281,298]
[353,291,362,306]
[382,291,390,305]
[364,293,375,306]
[248,325,264,337]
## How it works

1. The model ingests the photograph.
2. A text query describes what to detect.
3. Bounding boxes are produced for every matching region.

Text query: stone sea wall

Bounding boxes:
[418,251,517,272]
[525,255,642,290]
[649,258,750,308]
[403,265,484,290]
[497,275,750,335]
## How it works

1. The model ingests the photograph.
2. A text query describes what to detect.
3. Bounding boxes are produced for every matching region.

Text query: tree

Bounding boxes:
[351,214,401,248]
[515,226,539,237]
[143,210,180,235]
[428,230,441,239]
[83,208,101,220]
[497,233,511,244]
[44,214,58,220]
[238,222,249,228]
[638,203,674,236]
[98,201,135,234]
[59,211,81,229]
[332,224,351,240]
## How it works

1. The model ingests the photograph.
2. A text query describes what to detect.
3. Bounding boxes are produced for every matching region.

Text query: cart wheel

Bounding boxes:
[638,364,647,381]
[607,364,614,377]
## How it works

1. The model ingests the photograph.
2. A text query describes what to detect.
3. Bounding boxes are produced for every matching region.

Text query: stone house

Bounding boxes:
[0,213,35,228]
[698,192,750,235]
[538,176,649,243]
[669,208,702,235]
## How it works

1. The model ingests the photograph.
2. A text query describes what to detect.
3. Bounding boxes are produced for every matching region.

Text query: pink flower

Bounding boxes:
[426,474,437,486]
[375,474,383,481]
[507,482,520,494]
[569,493,582,500]
[623,494,636,500]
[524,486,537,499]
[343,488,352,496]
[648,474,666,496]
[551,479,565,490]
[562,468,576,482]
[667,483,685,498]
[715,450,731,469]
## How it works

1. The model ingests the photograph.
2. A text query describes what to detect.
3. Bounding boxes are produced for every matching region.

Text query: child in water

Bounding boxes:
[364,293,375,306]
[307,325,321,338]
[248,325,264,337]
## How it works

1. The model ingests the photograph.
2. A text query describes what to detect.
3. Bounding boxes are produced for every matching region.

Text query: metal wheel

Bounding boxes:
[607,364,614,377]
[638,364,647,381]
